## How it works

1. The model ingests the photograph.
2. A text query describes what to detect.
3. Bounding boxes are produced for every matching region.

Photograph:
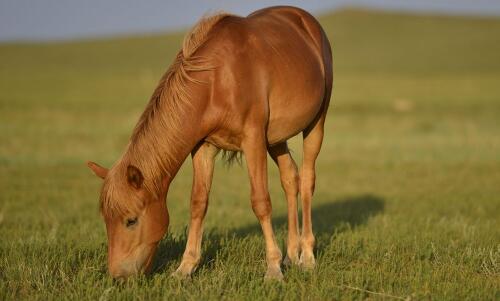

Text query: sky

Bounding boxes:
[1,0,500,41]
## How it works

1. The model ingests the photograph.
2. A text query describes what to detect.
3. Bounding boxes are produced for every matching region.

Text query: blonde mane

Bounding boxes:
[100,12,233,217]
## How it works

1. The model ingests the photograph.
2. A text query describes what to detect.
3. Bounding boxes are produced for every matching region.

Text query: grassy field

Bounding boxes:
[1,8,500,300]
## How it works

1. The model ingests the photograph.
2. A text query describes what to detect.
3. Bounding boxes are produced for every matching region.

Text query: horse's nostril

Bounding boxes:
[112,275,126,282]
[110,260,141,279]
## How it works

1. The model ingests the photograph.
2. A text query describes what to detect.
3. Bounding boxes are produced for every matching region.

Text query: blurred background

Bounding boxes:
[1,1,499,300]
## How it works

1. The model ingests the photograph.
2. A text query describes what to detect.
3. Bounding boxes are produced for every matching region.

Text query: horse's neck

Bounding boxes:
[122,109,201,194]
[121,65,211,194]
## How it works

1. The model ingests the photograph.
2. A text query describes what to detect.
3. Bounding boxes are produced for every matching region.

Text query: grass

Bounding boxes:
[1,8,499,300]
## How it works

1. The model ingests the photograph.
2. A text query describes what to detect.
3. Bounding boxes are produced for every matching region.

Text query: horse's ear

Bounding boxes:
[87,161,108,179]
[127,165,144,189]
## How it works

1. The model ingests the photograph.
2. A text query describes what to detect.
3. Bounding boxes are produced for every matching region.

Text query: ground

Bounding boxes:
[1,8,499,301]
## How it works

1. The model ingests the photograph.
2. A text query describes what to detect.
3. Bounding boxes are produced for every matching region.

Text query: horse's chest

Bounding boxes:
[205,130,244,151]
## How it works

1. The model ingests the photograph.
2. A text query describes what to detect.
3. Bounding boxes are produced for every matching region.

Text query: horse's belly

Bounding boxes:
[266,93,323,145]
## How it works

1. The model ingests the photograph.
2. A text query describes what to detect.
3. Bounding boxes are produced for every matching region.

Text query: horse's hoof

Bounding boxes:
[264,268,284,281]
[283,254,300,267]
[171,269,192,280]
[299,253,316,270]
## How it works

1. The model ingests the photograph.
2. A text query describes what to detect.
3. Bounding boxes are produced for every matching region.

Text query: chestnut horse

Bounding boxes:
[88,6,332,280]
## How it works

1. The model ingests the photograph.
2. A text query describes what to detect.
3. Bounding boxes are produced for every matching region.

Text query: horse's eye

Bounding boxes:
[125,217,138,228]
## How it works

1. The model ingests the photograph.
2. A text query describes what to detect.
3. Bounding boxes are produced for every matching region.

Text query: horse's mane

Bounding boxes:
[100,12,233,218]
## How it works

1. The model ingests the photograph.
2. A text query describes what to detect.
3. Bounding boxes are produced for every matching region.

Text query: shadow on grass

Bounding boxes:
[152,194,384,275]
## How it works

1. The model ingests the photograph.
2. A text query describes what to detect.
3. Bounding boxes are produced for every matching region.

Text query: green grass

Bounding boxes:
[1,8,499,300]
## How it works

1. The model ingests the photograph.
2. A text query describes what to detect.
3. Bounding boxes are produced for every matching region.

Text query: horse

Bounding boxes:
[87,6,333,280]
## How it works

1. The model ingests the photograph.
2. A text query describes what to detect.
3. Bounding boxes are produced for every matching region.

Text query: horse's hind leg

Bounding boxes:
[299,112,326,269]
[300,33,332,268]
[268,142,300,266]
[172,142,217,278]
[242,129,283,280]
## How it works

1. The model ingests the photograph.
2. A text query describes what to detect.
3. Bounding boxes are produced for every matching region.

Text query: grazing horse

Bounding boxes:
[87,6,332,280]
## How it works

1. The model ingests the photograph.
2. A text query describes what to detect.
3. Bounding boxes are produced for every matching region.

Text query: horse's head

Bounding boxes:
[87,161,169,279]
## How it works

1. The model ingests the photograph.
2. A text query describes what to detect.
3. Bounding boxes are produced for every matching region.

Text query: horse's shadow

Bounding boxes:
[152,194,384,274]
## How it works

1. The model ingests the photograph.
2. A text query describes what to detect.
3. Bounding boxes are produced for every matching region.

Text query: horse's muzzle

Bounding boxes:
[108,243,157,279]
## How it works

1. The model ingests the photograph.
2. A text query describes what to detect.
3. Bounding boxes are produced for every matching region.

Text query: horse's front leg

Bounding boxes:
[172,142,217,278]
[242,130,283,280]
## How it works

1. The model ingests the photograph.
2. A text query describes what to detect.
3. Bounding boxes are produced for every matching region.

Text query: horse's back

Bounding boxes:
[203,7,331,148]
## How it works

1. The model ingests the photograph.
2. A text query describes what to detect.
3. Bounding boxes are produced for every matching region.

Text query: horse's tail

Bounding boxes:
[220,150,243,166]
[209,147,243,167]
[320,25,333,116]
